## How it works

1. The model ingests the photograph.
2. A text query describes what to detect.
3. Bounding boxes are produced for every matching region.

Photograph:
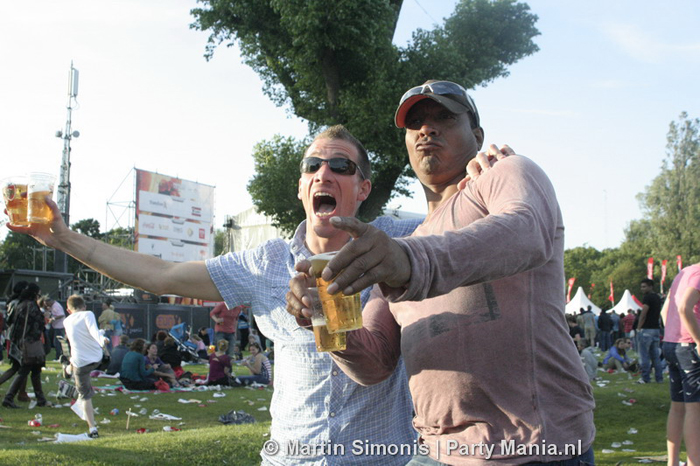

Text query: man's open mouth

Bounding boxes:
[313,192,337,218]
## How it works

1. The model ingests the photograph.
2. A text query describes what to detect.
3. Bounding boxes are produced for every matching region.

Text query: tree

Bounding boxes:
[637,112,700,265]
[214,229,226,256]
[563,246,601,297]
[71,218,103,239]
[247,135,308,235]
[191,0,540,233]
[103,227,134,250]
[0,231,54,271]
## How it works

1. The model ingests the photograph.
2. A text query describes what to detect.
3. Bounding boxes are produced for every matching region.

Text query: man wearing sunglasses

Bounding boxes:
[8,123,498,464]
[288,81,596,465]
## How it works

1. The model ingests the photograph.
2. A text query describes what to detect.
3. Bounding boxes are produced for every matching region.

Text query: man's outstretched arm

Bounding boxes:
[7,198,222,301]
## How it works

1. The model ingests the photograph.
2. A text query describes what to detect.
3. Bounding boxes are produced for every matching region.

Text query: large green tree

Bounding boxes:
[191,0,540,234]
[636,112,700,265]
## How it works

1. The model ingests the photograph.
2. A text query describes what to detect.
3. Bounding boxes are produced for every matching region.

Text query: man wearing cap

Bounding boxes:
[9,123,500,464]
[288,81,596,464]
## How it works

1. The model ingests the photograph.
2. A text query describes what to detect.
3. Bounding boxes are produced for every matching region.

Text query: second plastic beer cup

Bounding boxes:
[1,176,30,226]
[27,172,56,224]
[309,252,363,334]
[308,288,346,352]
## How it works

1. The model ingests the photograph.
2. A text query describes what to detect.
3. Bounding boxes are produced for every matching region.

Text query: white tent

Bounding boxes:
[565,287,602,316]
[610,289,642,315]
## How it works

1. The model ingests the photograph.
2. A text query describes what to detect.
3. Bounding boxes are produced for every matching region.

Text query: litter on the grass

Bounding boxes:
[628,428,638,434]
[55,433,93,443]
[177,398,201,404]
[149,413,182,421]
[218,410,256,425]
[635,456,667,462]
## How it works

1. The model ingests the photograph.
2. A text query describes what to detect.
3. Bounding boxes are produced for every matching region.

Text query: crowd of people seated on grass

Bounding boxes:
[1,303,273,407]
[116,336,271,390]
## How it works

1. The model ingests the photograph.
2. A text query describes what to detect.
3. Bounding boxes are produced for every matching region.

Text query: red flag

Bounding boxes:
[566,278,576,303]
[661,260,668,284]
[608,281,615,303]
[677,255,683,272]
[647,257,654,280]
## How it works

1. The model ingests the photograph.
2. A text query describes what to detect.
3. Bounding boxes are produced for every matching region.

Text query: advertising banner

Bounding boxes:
[135,169,215,263]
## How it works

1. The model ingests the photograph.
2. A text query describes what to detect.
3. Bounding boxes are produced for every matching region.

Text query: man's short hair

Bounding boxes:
[640,278,655,287]
[312,125,372,181]
[67,294,86,311]
[119,334,130,345]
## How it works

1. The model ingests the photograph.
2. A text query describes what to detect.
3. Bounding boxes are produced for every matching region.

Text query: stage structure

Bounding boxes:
[134,169,215,262]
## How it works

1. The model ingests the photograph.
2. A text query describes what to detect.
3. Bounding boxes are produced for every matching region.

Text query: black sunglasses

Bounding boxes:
[300,157,366,179]
[400,81,468,103]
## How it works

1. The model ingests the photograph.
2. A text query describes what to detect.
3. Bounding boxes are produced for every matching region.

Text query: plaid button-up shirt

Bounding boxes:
[207,217,421,465]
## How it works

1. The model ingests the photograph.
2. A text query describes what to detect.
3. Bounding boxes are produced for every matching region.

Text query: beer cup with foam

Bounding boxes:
[309,252,363,334]
[27,172,56,224]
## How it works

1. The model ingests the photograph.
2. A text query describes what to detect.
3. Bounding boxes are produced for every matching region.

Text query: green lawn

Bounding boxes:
[0,349,678,465]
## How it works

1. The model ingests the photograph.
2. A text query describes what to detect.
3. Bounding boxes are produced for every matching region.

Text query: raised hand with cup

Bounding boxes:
[2,172,55,226]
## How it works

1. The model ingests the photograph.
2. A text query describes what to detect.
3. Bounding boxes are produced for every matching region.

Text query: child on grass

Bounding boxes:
[62,294,107,438]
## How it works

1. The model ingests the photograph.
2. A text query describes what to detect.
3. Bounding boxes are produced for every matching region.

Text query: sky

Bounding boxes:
[0,0,698,251]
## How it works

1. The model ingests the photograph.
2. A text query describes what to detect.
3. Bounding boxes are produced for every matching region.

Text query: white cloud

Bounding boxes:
[603,22,700,64]
[509,108,579,118]
[590,79,631,90]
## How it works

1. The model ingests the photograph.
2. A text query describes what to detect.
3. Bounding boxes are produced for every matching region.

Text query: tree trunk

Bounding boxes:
[321,47,340,121]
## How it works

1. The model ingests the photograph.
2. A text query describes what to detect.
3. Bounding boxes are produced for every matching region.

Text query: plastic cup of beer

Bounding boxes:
[1,176,30,226]
[27,172,56,224]
[308,288,347,352]
[309,252,363,334]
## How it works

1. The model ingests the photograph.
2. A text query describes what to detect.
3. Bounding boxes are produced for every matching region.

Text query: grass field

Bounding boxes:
[0,349,680,465]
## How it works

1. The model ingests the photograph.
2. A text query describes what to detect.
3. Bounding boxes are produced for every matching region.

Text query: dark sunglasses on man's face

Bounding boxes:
[300,157,365,179]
